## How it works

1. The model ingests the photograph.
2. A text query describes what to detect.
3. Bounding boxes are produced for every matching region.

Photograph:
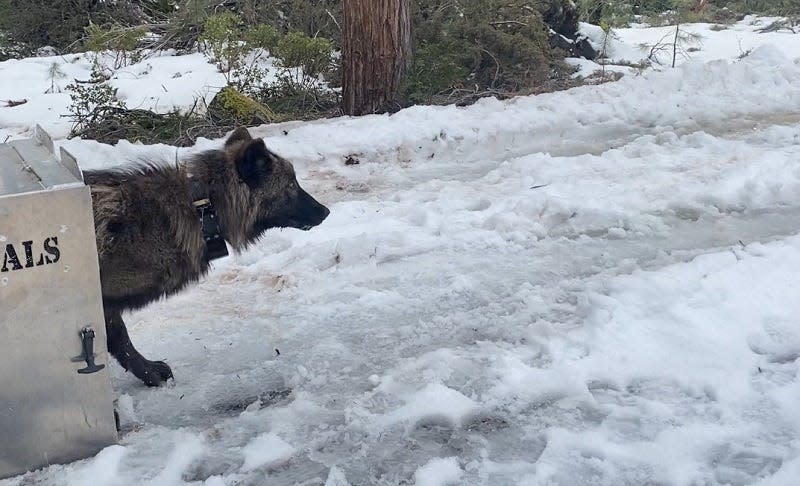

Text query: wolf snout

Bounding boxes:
[296,188,330,230]
[303,203,330,230]
[319,204,331,221]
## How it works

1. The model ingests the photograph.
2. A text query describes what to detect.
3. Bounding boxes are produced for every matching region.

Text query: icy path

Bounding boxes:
[5,48,800,486]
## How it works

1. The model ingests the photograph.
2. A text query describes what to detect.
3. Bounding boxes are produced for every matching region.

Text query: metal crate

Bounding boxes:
[0,126,117,479]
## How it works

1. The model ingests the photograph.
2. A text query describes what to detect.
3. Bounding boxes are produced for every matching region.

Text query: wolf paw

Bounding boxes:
[138,360,174,387]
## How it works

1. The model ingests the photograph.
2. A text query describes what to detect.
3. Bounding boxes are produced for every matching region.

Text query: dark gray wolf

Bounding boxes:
[83,127,329,386]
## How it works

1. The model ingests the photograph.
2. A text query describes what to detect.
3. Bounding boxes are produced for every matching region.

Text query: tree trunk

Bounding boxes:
[341,0,410,116]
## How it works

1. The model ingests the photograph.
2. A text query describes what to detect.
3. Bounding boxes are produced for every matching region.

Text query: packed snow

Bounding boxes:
[1,17,800,486]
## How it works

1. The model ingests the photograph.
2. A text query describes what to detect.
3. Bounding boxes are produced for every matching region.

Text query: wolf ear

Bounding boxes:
[225,126,253,147]
[236,139,273,188]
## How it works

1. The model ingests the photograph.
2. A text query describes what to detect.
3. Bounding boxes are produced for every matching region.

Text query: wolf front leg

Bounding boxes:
[104,308,173,387]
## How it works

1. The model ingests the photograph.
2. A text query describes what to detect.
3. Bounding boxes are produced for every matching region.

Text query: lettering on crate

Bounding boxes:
[1,237,60,272]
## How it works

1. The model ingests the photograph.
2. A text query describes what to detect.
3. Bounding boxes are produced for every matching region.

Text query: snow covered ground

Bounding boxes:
[2,18,800,486]
[574,15,800,77]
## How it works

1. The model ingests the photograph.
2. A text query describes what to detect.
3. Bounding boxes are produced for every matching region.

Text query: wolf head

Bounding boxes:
[213,127,330,248]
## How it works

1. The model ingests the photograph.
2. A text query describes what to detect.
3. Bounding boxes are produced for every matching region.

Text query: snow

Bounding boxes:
[240,433,295,471]
[575,16,800,76]
[0,51,225,142]
[2,16,800,486]
[414,457,463,486]
[379,382,479,429]
[145,433,206,485]
[558,236,800,484]
[324,466,351,486]
[64,446,126,486]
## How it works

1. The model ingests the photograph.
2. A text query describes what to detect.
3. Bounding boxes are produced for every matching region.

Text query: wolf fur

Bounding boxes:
[83,127,329,386]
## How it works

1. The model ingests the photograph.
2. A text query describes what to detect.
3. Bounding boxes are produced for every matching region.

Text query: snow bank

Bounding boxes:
[57,44,800,179]
[577,16,800,75]
[269,45,799,169]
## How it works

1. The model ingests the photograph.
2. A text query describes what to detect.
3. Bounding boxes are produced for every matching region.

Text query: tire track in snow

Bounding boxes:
[298,111,800,213]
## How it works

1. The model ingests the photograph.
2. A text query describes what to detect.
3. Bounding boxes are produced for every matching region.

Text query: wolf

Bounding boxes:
[83,127,329,386]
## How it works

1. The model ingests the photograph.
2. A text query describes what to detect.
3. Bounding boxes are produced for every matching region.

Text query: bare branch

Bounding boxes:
[489,20,528,27]
[325,9,342,31]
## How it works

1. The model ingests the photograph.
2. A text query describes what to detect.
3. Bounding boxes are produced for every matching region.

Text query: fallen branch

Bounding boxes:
[489,20,528,27]
[3,99,28,107]
[757,19,797,34]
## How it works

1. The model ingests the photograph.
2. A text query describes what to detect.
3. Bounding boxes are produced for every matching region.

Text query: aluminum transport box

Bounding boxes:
[0,127,117,479]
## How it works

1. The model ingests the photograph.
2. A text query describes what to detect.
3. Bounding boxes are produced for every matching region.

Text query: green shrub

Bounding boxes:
[0,0,146,51]
[235,0,342,45]
[401,40,471,104]
[273,31,334,79]
[160,0,341,53]
[155,0,209,51]
[576,0,634,25]
[401,0,561,105]
[250,31,337,119]
[254,78,340,119]
[200,12,249,82]
[0,33,31,62]
[65,67,228,146]
[196,9,337,120]
[245,24,281,52]
[85,22,147,68]
[138,0,178,18]
[45,62,67,94]
[71,105,226,147]
[85,23,146,53]
[65,77,126,136]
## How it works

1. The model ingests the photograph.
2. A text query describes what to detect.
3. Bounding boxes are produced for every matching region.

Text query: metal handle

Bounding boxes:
[71,326,105,374]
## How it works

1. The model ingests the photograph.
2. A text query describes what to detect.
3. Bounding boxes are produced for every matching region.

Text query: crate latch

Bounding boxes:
[71,327,105,374]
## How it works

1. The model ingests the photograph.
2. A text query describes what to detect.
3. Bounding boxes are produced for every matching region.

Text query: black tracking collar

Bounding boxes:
[191,181,229,263]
